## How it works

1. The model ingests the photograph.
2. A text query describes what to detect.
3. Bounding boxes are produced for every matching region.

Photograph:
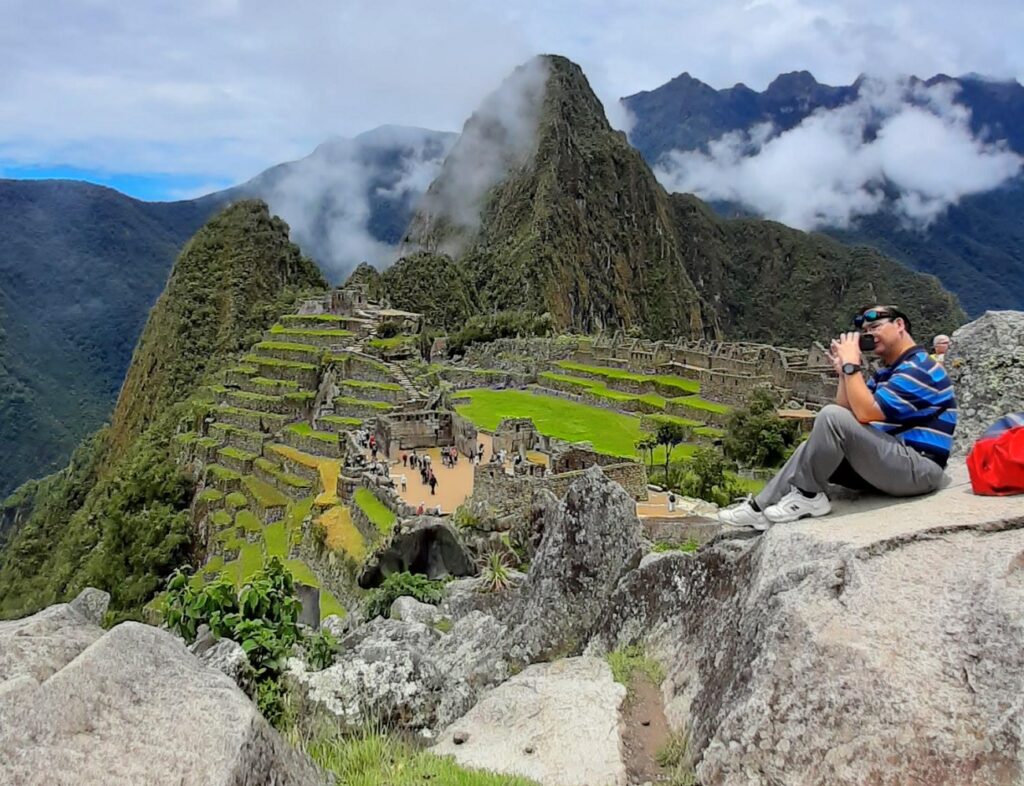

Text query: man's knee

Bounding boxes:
[813,404,858,431]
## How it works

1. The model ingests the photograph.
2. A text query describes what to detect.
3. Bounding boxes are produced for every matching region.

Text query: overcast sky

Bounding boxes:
[2,0,1022,200]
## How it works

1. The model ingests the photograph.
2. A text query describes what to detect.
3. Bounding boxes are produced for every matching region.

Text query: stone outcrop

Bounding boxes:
[358,517,475,589]
[433,657,627,786]
[0,609,326,786]
[591,462,1024,786]
[948,310,1024,453]
[506,466,649,662]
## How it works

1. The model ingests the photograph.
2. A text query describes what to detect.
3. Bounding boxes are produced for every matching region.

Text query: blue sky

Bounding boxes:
[2,0,1022,202]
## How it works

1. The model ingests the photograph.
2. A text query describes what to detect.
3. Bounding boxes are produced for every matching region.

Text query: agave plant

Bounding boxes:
[480,549,512,593]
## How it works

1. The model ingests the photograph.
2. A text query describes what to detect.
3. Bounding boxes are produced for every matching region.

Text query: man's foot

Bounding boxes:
[764,488,832,523]
[718,498,770,531]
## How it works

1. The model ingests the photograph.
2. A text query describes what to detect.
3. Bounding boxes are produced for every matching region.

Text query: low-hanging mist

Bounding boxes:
[653,77,1023,231]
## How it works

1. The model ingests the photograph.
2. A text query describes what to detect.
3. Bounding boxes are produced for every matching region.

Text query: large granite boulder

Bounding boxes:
[358,517,475,589]
[506,466,649,662]
[0,620,327,785]
[433,657,628,786]
[590,463,1024,786]
[0,601,104,684]
[947,310,1024,453]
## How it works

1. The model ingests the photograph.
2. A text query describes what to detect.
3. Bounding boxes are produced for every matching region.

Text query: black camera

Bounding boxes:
[858,334,876,352]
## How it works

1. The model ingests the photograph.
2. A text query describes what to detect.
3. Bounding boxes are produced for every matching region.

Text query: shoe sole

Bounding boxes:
[765,507,832,524]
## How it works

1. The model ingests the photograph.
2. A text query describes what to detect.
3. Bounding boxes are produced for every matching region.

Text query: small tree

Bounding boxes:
[635,435,657,469]
[723,388,799,468]
[656,421,692,483]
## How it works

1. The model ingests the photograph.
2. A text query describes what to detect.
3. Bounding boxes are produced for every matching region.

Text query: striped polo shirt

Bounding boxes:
[867,345,958,466]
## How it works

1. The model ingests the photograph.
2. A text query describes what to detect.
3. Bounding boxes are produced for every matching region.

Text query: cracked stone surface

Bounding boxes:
[591,460,1024,786]
[433,657,627,786]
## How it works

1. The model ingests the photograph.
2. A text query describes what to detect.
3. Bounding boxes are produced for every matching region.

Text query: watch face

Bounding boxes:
[843,363,859,375]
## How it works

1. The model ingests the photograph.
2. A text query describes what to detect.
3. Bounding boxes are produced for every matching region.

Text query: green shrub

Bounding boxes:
[365,572,446,619]
[723,388,800,468]
[446,310,553,358]
[162,556,303,725]
[306,628,339,671]
[479,551,512,593]
[676,447,742,507]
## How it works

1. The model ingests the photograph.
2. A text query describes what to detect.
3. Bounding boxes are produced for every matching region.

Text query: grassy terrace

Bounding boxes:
[248,376,300,391]
[367,335,415,349]
[255,457,314,490]
[354,487,398,535]
[227,364,258,376]
[538,372,667,409]
[339,379,404,391]
[455,388,698,463]
[241,474,289,508]
[207,464,241,482]
[268,442,322,470]
[554,360,701,395]
[225,491,248,509]
[218,445,259,463]
[211,421,265,441]
[198,488,224,503]
[236,509,264,533]
[670,395,732,414]
[254,340,321,355]
[280,313,350,324]
[326,352,391,373]
[285,422,341,444]
[242,354,317,371]
[319,415,363,428]
[269,324,354,338]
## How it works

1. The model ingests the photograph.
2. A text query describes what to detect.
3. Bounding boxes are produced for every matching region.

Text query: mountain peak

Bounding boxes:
[765,70,822,96]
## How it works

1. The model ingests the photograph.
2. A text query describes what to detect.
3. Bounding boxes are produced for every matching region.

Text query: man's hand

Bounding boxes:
[834,332,862,366]
[827,340,844,375]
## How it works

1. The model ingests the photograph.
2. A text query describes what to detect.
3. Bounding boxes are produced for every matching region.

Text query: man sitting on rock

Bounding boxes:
[719,305,957,529]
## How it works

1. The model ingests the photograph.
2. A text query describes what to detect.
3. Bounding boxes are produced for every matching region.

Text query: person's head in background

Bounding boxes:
[932,334,951,364]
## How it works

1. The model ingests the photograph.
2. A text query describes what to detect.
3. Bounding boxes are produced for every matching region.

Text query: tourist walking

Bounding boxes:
[399,474,407,492]
[401,453,407,467]
[668,491,676,513]
[428,472,438,496]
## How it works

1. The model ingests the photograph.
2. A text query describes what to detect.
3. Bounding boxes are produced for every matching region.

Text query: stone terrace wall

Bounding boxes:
[460,337,581,374]
[376,411,454,457]
[440,367,531,390]
[452,413,479,458]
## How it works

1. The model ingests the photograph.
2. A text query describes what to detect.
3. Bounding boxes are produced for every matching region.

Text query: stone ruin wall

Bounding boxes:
[490,418,540,457]
[451,413,479,458]
[575,334,833,408]
[460,337,581,374]
[471,461,648,519]
[375,411,454,458]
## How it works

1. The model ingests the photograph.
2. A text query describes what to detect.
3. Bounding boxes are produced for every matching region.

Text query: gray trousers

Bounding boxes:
[755,404,946,509]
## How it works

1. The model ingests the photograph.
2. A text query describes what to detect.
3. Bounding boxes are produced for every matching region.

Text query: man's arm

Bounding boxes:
[834,332,885,423]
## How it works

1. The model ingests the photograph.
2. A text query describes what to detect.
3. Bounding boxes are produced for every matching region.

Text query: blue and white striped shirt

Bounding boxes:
[867,346,958,465]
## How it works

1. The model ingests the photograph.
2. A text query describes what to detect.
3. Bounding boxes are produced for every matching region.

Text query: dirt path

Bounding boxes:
[620,677,674,785]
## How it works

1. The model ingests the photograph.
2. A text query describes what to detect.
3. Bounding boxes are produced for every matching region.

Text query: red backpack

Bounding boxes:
[967,413,1024,496]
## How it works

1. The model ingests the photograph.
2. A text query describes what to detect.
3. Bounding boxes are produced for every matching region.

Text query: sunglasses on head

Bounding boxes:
[853,308,904,329]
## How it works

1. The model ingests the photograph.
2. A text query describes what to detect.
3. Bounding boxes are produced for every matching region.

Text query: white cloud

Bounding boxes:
[2,1,1023,190]
[654,78,1023,230]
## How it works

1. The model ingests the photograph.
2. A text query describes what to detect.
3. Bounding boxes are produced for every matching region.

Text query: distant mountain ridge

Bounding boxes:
[0,126,453,497]
[389,55,962,345]
[623,70,1024,315]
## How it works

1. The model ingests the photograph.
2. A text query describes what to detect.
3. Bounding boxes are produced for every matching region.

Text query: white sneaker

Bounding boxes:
[718,497,770,531]
[764,487,831,523]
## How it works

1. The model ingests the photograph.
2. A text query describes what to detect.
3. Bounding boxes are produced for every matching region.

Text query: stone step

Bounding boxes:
[250,340,324,365]
[216,446,259,475]
[240,475,289,524]
[234,508,266,541]
[209,422,267,454]
[241,354,320,388]
[253,457,316,501]
[213,405,288,433]
[280,423,344,458]
[221,388,315,417]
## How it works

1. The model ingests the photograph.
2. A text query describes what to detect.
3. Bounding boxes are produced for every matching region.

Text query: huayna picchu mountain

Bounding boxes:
[390,55,963,343]
[0,201,324,619]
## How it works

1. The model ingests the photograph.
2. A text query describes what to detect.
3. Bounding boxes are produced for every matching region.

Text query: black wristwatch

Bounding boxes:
[842,362,862,376]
